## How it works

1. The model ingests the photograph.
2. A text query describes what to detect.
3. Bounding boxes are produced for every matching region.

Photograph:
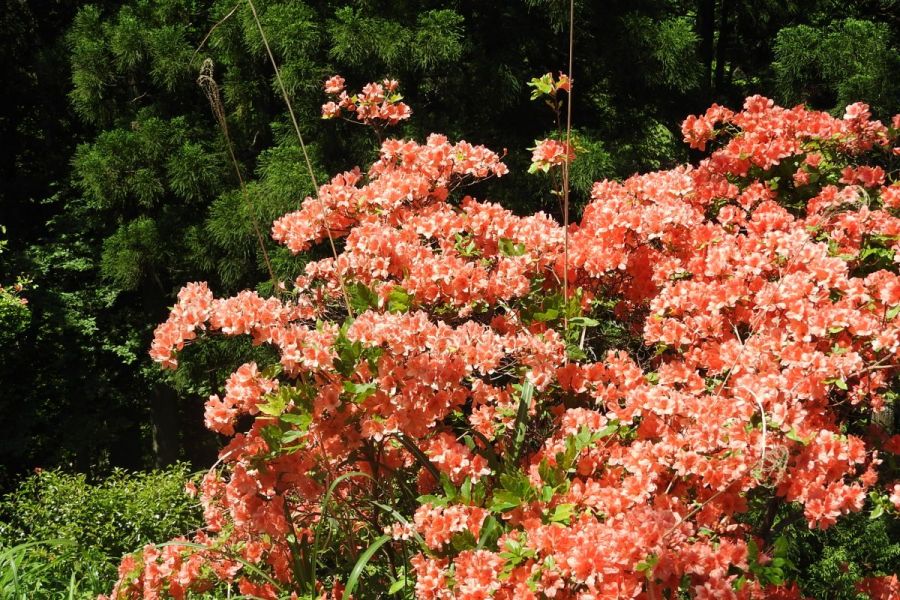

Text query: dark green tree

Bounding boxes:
[4,0,898,483]
[774,16,900,115]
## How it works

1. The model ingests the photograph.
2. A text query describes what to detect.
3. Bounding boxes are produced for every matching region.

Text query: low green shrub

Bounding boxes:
[0,464,200,599]
[790,510,900,600]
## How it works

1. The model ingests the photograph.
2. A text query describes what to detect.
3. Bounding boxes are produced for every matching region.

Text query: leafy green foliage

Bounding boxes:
[328,7,464,71]
[567,131,614,199]
[774,18,900,115]
[0,466,200,598]
[73,115,223,210]
[788,511,900,599]
[0,227,29,347]
[101,217,164,290]
[623,15,701,92]
[0,288,29,347]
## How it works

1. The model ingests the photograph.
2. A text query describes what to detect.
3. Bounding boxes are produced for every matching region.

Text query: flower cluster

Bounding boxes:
[110,93,900,599]
[527,71,572,100]
[149,282,213,368]
[271,134,508,255]
[204,362,278,436]
[321,75,411,126]
[529,138,576,173]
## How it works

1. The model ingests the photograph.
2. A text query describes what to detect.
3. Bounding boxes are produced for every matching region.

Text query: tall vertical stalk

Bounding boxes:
[245,0,354,317]
[562,0,575,350]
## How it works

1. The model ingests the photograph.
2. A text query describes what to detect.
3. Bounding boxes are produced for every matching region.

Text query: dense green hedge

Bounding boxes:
[0,465,200,598]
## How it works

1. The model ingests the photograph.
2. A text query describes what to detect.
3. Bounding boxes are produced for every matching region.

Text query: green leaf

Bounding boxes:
[533,308,559,322]
[635,553,659,574]
[343,535,391,600]
[440,474,458,500]
[260,425,283,449]
[280,430,305,444]
[595,423,619,439]
[450,530,477,551]
[477,515,501,549]
[568,316,599,327]
[348,282,378,313]
[490,490,522,513]
[460,477,472,504]
[527,74,555,99]
[257,394,286,417]
[343,380,377,403]
[785,428,809,445]
[510,380,535,465]
[279,412,311,428]
[260,364,283,379]
[747,538,759,562]
[498,238,526,257]
[388,287,411,313]
[388,579,405,595]
[565,343,587,360]
[416,494,448,507]
[454,232,480,257]
[548,503,575,524]
[539,458,561,487]
[540,485,554,503]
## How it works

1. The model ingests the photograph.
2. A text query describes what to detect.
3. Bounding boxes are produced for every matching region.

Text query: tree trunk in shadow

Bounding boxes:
[182,395,220,467]
[150,381,180,467]
[108,418,146,471]
[141,271,184,468]
[697,0,716,99]
[714,0,732,97]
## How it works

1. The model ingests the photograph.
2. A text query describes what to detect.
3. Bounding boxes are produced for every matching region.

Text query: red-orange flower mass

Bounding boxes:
[111,82,900,599]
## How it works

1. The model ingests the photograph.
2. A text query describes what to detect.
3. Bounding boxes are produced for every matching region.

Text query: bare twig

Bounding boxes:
[191,3,240,64]
[562,0,575,346]
[245,0,354,317]
[198,59,278,289]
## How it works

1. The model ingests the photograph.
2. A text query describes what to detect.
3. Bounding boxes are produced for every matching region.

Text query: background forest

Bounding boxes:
[0,0,898,597]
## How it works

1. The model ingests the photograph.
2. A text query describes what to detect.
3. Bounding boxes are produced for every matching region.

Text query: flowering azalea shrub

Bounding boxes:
[108,80,900,599]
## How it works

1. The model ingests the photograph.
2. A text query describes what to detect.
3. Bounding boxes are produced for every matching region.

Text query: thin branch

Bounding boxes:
[245,0,354,317]
[191,3,240,64]
[197,59,278,289]
[562,0,575,346]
